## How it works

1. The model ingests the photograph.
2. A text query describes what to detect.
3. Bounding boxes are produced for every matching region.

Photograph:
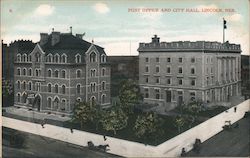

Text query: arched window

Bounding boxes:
[35,52,41,62]
[47,54,52,62]
[61,99,66,111]
[90,52,97,62]
[61,70,66,78]
[75,54,81,63]
[23,68,27,76]
[17,54,21,62]
[17,81,21,89]
[102,68,105,76]
[23,81,26,90]
[54,54,60,63]
[76,70,81,78]
[47,98,52,108]
[101,54,106,63]
[101,94,105,104]
[90,69,96,77]
[22,93,27,103]
[76,97,81,103]
[48,83,52,92]
[62,85,66,94]
[90,96,96,105]
[62,54,67,63]
[76,84,81,94]
[28,82,32,90]
[17,93,21,102]
[53,97,60,110]
[102,81,105,90]
[48,69,52,77]
[55,84,59,93]
[28,55,31,62]
[35,69,39,76]
[28,68,32,76]
[54,70,59,78]
[23,54,27,62]
[90,83,96,92]
[17,68,21,75]
[191,67,195,74]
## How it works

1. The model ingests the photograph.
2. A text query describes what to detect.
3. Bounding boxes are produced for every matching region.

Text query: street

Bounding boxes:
[2,127,120,158]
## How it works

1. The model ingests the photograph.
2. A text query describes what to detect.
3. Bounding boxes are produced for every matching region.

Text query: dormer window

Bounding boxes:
[90,52,97,62]
[75,54,81,63]
[47,54,53,62]
[62,54,67,63]
[28,55,31,62]
[101,54,106,63]
[17,54,21,62]
[35,52,41,62]
[23,54,27,62]
[54,54,60,63]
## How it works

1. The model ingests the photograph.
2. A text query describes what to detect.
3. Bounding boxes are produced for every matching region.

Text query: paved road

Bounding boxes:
[186,116,250,157]
[2,127,120,158]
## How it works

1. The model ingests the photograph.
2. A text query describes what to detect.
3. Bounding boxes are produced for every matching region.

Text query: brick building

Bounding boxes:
[138,35,241,110]
[14,30,111,115]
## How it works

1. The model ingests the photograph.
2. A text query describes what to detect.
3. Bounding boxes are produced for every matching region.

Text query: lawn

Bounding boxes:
[63,111,202,146]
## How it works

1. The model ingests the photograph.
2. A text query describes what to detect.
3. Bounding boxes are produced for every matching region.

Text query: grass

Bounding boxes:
[63,111,202,146]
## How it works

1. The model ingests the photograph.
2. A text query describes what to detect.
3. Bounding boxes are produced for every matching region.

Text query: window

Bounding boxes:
[48,69,52,77]
[23,54,27,62]
[90,69,96,77]
[28,82,32,90]
[191,79,196,86]
[156,77,160,84]
[47,98,52,108]
[102,68,105,76]
[62,54,67,63]
[54,70,59,78]
[145,58,149,62]
[23,68,27,76]
[61,70,66,78]
[145,77,149,83]
[191,68,195,74]
[167,57,171,63]
[178,78,183,85]
[191,57,195,63]
[144,88,149,98]
[17,54,21,62]
[76,70,81,78]
[155,89,160,99]
[17,81,21,89]
[17,93,21,102]
[76,84,81,94]
[55,54,60,63]
[28,68,32,76]
[156,57,159,62]
[101,54,106,63]
[206,77,209,85]
[62,85,66,94]
[90,52,97,62]
[90,83,96,92]
[178,67,183,74]
[55,84,59,93]
[47,54,52,62]
[35,69,39,76]
[179,58,183,63]
[17,68,21,75]
[211,67,213,74]
[145,66,149,72]
[167,78,171,85]
[28,55,31,62]
[102,81,105,90]
[76,98,82,103]
[75,54,81,63]
[48,84,52,92]
[61,99,66,111]
[101,95,105,104]
[35,82,41,91]
[35,53,41,62]
[167,67,171,73]
[156,66,160,73]
[190,92,196,101]
[23,81,26,90]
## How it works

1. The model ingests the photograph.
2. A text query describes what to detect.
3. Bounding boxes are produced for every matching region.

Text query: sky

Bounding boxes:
[1,0,249,56]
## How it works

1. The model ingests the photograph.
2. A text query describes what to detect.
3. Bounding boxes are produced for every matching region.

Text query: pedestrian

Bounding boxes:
[41,119,46,128]
[70,128,73,133]
[234,107,237,113]
[181,148,186,157]
[103,135,107,141]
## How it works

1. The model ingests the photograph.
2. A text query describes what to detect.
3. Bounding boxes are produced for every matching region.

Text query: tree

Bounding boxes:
[118,80,143,114]
[101,107,128,135]
[71,101,97,129]
[175,115,185,133]
[134,112,161,139]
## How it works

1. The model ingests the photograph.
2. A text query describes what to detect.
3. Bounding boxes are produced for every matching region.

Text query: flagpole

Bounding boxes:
[223,18,225,43]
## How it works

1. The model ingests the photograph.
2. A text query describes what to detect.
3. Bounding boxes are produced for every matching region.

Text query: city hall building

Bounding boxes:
[138,35,241,110]
[14,30,111,114]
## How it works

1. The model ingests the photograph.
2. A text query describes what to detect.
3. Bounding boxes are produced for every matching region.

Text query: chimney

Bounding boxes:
[152,35,160,44]
[76,34,83,39]
[40,33,49,46]
[51,31,60,46]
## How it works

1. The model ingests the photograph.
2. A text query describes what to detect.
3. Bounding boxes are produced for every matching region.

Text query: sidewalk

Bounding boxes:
[3,106,71,122]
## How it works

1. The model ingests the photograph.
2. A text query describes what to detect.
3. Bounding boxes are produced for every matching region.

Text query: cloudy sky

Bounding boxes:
[1,0,249,55]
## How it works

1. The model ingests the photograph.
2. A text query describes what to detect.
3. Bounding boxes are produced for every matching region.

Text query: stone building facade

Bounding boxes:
[138,35,241,110]
[14,30,111,114]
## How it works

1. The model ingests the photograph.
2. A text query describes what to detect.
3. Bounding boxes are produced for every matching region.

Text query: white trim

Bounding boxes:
[75,53,81,63]
[54,53,60,63]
